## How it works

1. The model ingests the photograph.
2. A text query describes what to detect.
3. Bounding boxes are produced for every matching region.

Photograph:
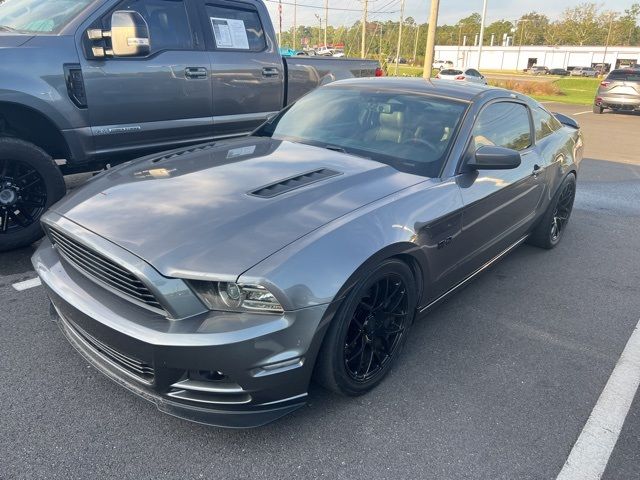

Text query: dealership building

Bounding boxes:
[434,45,640,71]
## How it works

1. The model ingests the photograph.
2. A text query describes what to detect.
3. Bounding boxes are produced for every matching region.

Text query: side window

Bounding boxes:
[114,0,193,52]
[466,69,480,77]
[472,102,531,151]
[204,3,266,51]
[532,106,562,141]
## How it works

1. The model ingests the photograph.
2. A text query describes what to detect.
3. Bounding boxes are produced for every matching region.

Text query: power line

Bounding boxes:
[263,0,399,14]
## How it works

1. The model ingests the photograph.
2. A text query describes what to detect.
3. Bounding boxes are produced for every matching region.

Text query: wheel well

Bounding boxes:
[0,103,70,160]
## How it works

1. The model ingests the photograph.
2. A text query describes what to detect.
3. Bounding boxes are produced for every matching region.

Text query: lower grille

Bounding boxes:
[69,320,154,384]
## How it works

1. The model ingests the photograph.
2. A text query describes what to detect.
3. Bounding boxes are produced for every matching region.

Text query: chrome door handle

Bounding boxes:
[262,67,279,78]
[185,67,207,79]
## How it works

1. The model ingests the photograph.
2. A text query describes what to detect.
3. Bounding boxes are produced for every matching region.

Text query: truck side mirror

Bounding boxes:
[87,10,150,58]
[110,11,150,57]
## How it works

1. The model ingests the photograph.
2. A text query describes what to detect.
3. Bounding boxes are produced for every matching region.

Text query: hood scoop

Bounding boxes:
[249,168,341,198]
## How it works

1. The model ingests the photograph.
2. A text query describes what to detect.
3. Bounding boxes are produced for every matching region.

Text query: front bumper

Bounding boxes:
[34,239,332,428]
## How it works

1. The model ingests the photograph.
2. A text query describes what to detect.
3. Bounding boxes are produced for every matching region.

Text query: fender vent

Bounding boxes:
[249,168,341,198]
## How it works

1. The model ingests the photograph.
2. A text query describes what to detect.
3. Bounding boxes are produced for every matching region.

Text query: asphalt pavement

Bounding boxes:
[1,105,639,480]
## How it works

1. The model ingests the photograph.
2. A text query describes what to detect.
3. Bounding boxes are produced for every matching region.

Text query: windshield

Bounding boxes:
[256,86,468,177]
[0,0,93,34]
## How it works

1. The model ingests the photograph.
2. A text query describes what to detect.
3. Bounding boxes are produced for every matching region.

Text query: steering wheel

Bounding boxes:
[404,137,438,151]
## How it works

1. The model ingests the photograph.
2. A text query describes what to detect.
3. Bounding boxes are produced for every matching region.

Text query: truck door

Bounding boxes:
[195,0,284,137]
[80,0,213,157]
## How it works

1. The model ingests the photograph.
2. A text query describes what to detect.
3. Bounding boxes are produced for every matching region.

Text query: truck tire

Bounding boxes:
[0,137,66,252]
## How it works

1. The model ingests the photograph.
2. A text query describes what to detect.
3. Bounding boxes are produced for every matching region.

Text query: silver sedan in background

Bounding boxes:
[34,78,582,427]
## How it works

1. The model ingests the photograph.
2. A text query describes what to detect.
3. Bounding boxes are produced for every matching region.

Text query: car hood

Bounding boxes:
[53,138,425,279]
[0,34,35,48]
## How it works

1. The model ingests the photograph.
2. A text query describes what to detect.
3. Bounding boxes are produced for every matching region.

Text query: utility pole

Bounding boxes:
[324,0,328,48]
[422,0,440,79]
[277,0,282,46]
[477,0,487,69]
[514,19,529,71]
[394,0,405,75]
[361,0,368,58]
[314,14,322,48]
[413,25,420,63]
[602,13,614,73]
[293,0,297,50]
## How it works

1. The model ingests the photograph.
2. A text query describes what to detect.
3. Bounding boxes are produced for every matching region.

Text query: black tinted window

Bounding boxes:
[465,69,480,77]
[116,0,193,51]
[607,70,640,82]
[441,69,463,75]
[473,102,531,151]
[532,106,560,141]
[205,4,266,51]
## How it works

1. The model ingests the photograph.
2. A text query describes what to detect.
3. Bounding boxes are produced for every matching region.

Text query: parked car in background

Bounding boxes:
[527,66,549,75]
[548,68,569,76]
[570,67,598,77]
[34,77,583,427]
[593,68,640,114]
[437,68,488,85]
[433,60,454,70]
[0,0,381,252]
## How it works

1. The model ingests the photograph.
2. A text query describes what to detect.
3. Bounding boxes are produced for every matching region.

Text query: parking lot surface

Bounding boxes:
[1,105,639,480]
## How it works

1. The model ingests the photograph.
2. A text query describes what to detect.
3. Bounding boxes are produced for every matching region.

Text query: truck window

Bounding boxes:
[113,0,193,52]
[0,0,93,33]
[204,3,266,51]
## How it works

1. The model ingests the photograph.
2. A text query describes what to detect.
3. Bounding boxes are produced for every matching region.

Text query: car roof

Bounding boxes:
[326,77,502,103]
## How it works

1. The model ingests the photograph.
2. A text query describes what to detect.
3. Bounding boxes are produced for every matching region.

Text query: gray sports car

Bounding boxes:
[33,78,583,428]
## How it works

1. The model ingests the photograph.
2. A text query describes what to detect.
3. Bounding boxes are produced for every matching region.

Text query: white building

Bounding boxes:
[434,45,640,71]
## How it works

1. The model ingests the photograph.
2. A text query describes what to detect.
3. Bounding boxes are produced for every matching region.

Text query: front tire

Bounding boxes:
[527,174,576,249]
[0,138,66,252]
[314,259,418,396]
[593,104,604,114]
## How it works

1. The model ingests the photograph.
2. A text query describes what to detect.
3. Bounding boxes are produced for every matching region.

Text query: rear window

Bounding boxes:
[440,69,463,75]
[606,70,640,82]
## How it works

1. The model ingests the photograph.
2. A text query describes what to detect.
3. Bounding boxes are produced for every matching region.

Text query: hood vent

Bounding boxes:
[249,168,341,198]
[151,143,216,163]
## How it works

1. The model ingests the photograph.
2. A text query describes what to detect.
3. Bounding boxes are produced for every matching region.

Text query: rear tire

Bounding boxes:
[527,174,576,250]
[0,138,66,252]
[593,104,604,114]
[314,259,418,396]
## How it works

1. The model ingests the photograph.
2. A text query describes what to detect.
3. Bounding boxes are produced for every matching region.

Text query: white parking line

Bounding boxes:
[573,111,592,116]
[12,278,42,291]
[556,318,640,480]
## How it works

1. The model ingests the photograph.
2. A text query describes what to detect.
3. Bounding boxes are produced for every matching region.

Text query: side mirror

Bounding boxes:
[467,145,521,170]
[110,11,150,57]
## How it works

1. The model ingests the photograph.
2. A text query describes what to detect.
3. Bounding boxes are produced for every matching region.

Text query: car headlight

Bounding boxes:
[188,281,284,314]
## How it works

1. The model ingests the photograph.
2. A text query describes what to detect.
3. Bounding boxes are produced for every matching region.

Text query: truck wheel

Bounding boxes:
[0,138,66,252]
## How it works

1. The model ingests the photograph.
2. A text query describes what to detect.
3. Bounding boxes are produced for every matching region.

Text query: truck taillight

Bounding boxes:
[375,67,384,77]
[64,64,88,108]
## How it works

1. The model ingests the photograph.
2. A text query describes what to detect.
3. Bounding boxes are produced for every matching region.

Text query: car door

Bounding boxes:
[454,100,546,278]
[196,0,284,137]
[80,0,213,157]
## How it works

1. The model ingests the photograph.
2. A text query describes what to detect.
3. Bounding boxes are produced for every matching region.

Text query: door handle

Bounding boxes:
[262,67,279,78]
[185,67,207,79]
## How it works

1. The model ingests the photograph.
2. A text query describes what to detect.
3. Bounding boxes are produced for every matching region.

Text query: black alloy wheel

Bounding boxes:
[0,138,66,252]
[315,259,417,396]
[343,273,410,382]
[550,181,575,244]
[528,173,576,249]
[0,159,47,234]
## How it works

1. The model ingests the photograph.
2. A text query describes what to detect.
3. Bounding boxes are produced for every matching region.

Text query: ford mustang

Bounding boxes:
[33,78,583,427]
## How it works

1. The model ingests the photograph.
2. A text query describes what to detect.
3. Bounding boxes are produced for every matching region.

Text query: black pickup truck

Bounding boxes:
[0,0,381,251]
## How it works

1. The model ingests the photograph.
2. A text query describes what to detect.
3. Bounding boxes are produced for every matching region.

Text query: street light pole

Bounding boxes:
[602,13,614,73]
[361,0,368,58]
[314,14,322,48]
[477,0,487,69]
[514,19,529,71]
[422,0,440,79]
[293,0,297,50]
[413,24,420,64]
[324,0,328,48]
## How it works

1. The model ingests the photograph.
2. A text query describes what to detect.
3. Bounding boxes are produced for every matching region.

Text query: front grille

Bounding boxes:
[69,320,154,384]
[48,226,165,313]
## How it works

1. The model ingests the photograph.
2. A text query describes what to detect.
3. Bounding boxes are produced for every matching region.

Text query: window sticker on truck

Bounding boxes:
[210,17,250,49]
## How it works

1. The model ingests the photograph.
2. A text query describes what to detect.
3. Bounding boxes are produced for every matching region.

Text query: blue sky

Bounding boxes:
[265,0,636,31]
